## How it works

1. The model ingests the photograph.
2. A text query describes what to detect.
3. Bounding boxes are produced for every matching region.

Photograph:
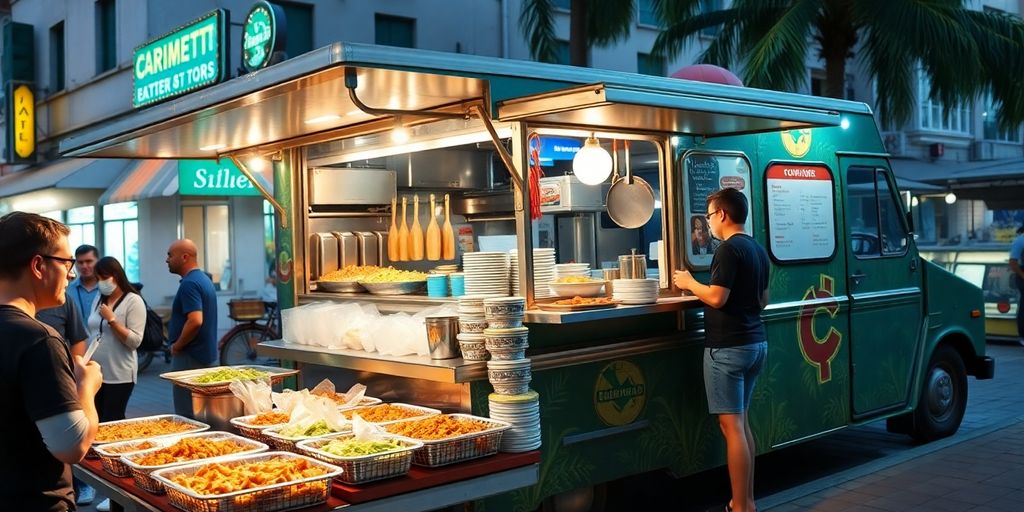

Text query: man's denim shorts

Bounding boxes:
[703,341,768,414]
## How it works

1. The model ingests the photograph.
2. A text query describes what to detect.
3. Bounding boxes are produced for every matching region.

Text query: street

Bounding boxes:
[78,343,1023,512]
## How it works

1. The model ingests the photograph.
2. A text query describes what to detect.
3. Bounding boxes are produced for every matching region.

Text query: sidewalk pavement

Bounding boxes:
[763,419,1024,511]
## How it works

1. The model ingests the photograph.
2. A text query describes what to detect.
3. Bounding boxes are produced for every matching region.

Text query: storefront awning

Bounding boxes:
[99,159,178,205]
[60,43,866,160]
[890,157,1024,207]
[0,158,130,198]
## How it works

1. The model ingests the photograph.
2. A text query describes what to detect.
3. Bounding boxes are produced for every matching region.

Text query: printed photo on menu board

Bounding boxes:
[765,164,836,261]
[683,153,753,267]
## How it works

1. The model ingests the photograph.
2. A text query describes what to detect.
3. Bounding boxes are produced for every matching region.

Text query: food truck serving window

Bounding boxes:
[846,167,909,259]
[765,163,837,263]
[681,151,753,268]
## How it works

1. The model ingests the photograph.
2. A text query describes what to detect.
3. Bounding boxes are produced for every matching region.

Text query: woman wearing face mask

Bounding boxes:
[86,256,146,422]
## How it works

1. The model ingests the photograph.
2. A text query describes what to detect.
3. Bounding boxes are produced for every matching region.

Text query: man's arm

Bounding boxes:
[66,299,89,357]
[171,310,203,354]
[674,270,731,309]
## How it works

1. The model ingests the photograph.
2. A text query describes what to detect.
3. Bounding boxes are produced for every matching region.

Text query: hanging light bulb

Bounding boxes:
[944,192,957,204]
[391,116,410,144]
[572,133,613,185]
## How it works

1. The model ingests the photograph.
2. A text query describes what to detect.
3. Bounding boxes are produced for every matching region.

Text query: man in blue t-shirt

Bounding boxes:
[1009,225,1024,347]
[166,239,218,417]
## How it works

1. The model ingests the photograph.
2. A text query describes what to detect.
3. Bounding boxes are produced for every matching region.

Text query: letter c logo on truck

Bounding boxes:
[798,274,843,383]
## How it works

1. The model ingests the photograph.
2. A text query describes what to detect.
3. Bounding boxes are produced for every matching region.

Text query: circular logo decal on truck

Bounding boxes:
[594,360,646,426]
[781,129,813,158]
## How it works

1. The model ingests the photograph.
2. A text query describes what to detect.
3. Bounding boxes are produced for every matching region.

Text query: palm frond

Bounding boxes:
[738,0,820,92]
[587,0,635,46]
[699,17,742,68]
[651,8,738,60]
[961,9,1024,129]
[520,0,558,63]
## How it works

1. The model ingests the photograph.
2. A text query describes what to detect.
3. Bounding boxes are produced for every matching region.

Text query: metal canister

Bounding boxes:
[425,316,460,359]
[618,248,647,279]
[602,268,620,297]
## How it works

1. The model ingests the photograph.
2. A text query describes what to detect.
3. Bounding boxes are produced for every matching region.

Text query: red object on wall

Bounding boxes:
[930,143,945,157]
[669,64,744,87]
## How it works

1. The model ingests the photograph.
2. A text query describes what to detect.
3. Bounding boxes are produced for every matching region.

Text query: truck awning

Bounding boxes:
[497,83,841,136]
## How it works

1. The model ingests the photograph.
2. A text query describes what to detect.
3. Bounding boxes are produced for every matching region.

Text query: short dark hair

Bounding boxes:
[0,212,70,279]
[94,256,138,302]
[707,187,749,225]
[75,244,99,258]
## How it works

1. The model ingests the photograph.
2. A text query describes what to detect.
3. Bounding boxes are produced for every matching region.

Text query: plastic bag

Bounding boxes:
[229,379,273,416]
[272,388,311,415]
[309,379,367,409]
[350,413,387,441]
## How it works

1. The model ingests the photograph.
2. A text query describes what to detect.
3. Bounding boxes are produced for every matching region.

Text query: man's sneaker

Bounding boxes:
[96,498,111,512]
[75,484,95,505]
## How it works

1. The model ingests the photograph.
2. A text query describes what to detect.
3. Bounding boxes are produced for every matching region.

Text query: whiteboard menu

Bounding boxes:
[765,164,835,261]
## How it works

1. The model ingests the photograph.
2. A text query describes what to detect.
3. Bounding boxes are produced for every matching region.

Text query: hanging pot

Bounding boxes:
[606,140,655,229]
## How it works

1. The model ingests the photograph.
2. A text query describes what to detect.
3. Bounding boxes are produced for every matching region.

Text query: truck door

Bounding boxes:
[841,159,923,417]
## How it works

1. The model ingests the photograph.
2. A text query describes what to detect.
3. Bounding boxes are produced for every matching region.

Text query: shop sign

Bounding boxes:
[781,128,813,158]
[798,274,843,383]
[593,360,646,426]
[535,136,581,166]
[132,10,227,108]
[8,83,35,161]
[178,160,261,196]
[242,1,286,73]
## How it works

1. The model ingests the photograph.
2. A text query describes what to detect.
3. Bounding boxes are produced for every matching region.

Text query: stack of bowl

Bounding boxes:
[482,296,525,329]
[487,358,532,395]
[482,297,531,395]
[489,390,542,452]
[483,326,528,360]
[456,296,488,361]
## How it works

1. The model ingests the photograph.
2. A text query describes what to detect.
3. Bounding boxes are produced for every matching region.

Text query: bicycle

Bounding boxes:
[219,299,281,366]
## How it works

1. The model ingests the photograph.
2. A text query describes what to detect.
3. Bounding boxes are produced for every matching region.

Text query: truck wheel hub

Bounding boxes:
[927,367,953,418]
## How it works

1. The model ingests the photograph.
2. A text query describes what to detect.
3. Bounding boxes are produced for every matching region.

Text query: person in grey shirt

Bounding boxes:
[37,289,90,357]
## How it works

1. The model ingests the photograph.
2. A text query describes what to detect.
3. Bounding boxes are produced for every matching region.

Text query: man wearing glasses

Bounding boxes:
[0,212,103,510]
[674,188,769,512]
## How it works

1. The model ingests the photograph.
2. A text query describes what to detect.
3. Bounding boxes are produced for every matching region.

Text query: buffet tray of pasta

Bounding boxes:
[160,365,299,395]
[121,431,269,494]
[89,414,210,458]
[384,414,511,467]
[151,451,342,512]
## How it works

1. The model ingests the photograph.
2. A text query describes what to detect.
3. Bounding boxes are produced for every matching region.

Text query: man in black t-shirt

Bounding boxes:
[674,188,769,512]
[0,212,103,511]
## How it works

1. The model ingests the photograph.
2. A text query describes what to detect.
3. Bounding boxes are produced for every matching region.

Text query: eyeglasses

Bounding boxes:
[41,255,77,274]
[705,209,721,220]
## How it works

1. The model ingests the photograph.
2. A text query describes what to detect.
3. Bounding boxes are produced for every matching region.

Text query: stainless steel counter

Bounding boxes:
[300,292,456,314]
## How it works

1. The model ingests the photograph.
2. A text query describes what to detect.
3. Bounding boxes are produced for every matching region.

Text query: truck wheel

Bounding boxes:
[911,344,967,442]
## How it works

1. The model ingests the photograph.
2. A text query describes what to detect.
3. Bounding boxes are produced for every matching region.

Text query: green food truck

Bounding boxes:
[61,39,993,511]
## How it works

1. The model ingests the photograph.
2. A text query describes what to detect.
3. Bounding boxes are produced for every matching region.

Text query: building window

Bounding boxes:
[375,14,415,48]
[103,202,139,282]
[182,204,232,291]
[49,21,65,92]
[918,72,971,133]
[553,0,570,10]
[699,0,722,37]
[95,0,117,74]
[637,0,660,27]
[553,39,570,65]
[279,1,313,58]
[41,210,63,222]
[67,206,96,250]
[637,52,665,76]
[982,93,1020,142]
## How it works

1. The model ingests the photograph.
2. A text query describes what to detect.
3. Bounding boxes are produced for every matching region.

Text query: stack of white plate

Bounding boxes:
[612,279,659,305]
[554,263,591,280]
[510,248,557,299]
[489,390,541,453]
[463,252,510,297]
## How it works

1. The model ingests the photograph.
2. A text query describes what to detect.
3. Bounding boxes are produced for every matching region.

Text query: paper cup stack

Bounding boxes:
[510,248,557,299]
[489,390,541,452]
[456,296,488,361]
[463,252,510,297]
[612,278,659,304]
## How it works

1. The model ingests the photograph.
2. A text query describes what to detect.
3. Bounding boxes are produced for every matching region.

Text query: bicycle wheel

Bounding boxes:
[219,326,279,367]
[138,351,155,372]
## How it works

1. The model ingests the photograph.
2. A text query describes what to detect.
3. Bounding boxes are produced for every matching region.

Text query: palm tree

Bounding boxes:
[650,0,1024,129]
[520,0,636,66]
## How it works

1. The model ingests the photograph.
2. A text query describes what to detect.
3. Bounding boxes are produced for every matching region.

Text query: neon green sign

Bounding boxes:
[132,10,226,108]
[178,160,262,196]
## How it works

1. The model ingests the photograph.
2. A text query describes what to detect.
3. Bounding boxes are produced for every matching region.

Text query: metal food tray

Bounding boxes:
[296,433,423,485]
[121,431,269,494]
[90,414,210,458]
[230,413,291,445]
[358,280,426,295]
[151,451,341,512]
[93,438,167,477]
[316,280,366,293]
[160,365,300,395]
[340,403,441,426]
[386,414,511,467]
[262,424,353,453]
[323,395,383,410]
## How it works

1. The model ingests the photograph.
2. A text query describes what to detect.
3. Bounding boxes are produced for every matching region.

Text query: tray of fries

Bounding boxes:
[310,391,382,409]
[230,411,292,445]
[296,433,423,485]
[160,365,299,395]
[93,438,163,477]
[121,431,269,494]
[90,414,210,458]
[262,423,353,453]
[340,403,441,425]
[384,413,511,467]
[152,451,341,512]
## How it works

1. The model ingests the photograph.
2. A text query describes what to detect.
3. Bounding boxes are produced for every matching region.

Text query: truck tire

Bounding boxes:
[911,344,967,442]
